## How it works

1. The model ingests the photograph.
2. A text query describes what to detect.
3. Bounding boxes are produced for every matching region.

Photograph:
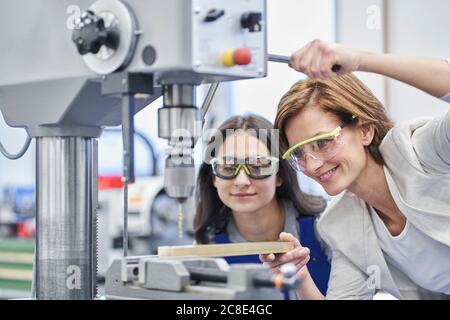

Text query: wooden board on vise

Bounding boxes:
[158,241,294,258]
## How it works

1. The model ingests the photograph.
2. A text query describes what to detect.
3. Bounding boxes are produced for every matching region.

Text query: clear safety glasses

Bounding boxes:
[282,115,356,172]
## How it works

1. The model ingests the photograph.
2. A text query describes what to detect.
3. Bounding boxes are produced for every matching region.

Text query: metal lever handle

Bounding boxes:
[268,54,290,64]
[268,54,342,73]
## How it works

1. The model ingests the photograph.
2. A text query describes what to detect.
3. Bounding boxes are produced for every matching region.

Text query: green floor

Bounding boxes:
[0,238,34,299]
[0,238,35,252]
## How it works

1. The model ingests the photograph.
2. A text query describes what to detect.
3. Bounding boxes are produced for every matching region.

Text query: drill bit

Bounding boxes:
[123,175,129,257]
[178,202,183,238]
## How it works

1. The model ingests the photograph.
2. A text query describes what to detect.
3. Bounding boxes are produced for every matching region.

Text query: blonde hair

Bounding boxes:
[274,74,394,164]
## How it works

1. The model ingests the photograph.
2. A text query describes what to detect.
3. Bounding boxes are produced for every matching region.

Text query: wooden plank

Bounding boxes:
[0,252,34,264]
[158,241,294,258]
[0,268,33,281]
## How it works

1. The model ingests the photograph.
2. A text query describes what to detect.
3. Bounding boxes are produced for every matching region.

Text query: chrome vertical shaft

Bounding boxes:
[35,137,97,299]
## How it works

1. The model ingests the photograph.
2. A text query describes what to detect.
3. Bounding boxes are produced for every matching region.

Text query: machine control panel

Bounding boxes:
[192,0,267,79]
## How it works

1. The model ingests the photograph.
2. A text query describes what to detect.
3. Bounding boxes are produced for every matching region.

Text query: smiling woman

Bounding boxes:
[277,75,394,197]
[263,39,450,300]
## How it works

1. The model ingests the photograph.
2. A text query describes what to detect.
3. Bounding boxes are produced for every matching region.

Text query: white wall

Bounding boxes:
[386,0,450,121]
[335,0,386,104]
[336,0,450,121]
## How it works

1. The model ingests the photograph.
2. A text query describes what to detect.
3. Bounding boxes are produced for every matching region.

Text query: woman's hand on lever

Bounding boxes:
[289,39,450,99]
[289,39,361,79]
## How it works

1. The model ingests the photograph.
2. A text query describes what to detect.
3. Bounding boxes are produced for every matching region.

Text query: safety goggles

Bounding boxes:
[210,155,280,180]
[282,115,356,172]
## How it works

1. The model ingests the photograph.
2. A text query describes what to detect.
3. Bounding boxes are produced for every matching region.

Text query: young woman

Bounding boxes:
[193,114,330,294]
[261,39,450,300]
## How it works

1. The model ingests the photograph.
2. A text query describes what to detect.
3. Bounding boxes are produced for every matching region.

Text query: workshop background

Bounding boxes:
[0,0,449,299]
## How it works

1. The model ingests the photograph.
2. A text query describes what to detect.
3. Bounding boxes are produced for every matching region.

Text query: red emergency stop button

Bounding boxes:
[222,48,252,67]
[233,47,252,65]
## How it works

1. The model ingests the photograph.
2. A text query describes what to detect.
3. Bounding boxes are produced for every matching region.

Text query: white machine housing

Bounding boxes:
[82,0,267,82]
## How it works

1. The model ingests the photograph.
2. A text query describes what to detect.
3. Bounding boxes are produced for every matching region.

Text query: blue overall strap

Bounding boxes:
[298,216,331,296]
[214,233,261,264]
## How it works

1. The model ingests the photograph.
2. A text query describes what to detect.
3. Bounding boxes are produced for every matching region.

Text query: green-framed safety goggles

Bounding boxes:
[210,155,280,180]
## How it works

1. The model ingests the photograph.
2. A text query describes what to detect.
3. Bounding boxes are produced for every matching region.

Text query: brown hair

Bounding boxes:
[274,74,394,165]
[194,114,326,244]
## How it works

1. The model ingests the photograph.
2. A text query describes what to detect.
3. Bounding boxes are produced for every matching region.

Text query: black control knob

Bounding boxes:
[72,10,119,55]
[204,9,225,22]
[241,11,262,32]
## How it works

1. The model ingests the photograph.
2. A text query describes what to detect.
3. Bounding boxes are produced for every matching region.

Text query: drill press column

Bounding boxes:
[36,137,97,299]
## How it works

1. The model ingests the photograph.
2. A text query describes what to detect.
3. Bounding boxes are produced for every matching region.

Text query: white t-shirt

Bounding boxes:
[370,207,450,294]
